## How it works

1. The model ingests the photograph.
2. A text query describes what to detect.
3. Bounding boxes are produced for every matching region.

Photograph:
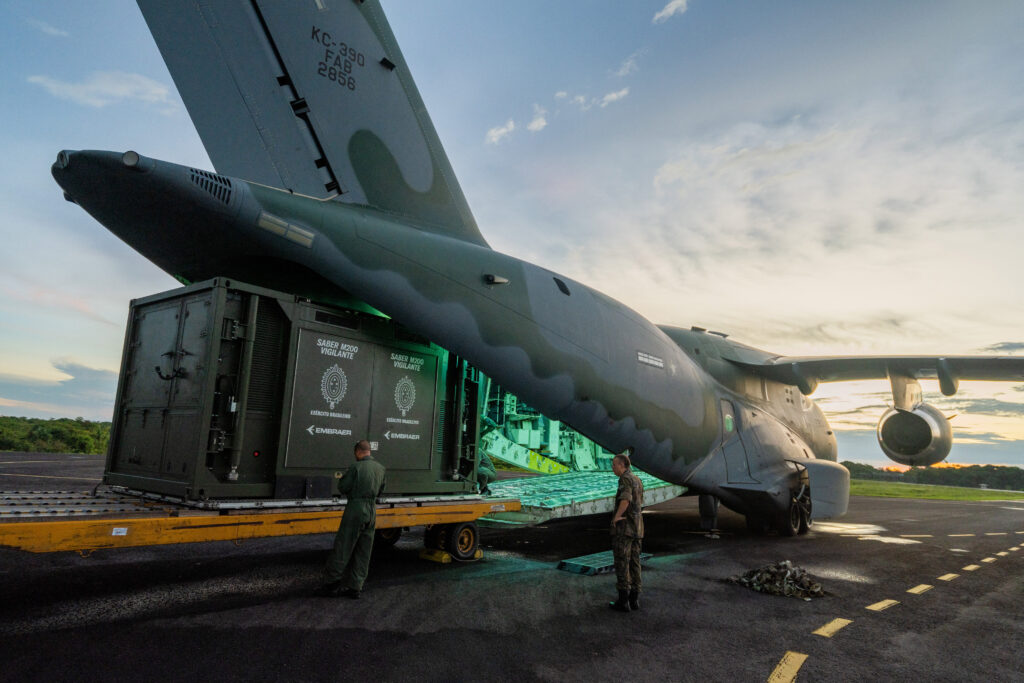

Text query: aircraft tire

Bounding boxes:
[776,497,801,537]
[797,491,812,535]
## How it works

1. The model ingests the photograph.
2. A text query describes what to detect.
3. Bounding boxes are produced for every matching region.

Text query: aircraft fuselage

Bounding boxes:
[53,149,842,521]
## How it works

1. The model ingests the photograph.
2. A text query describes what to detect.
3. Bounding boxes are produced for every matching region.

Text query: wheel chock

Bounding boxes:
[419,548,452,564]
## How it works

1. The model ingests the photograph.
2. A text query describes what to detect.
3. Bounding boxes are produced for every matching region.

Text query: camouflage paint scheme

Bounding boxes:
[51,1,1024,531]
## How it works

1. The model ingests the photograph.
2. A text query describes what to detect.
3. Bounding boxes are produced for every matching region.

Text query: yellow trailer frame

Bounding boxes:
[0,498,519,553]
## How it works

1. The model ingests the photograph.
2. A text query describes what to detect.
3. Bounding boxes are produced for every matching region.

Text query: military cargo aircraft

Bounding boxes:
[51,1,1024,535]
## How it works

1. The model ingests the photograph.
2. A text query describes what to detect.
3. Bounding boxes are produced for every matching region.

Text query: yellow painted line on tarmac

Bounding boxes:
[937,573,959,581]
[767,651,808,683]
[906,584,933,595]
[812,618,852,638]
[866,599,899,611]
[962,565,981,571]
[981,557,996,563]
[1016,531,1024,535]
[900,534,933,538]
[996,551,1009,557]
[948,533,974,537]
[985,532,1007,536]
[1010,547,1020,552]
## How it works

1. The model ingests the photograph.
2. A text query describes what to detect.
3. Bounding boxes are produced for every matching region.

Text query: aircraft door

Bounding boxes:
[720,399,756,483]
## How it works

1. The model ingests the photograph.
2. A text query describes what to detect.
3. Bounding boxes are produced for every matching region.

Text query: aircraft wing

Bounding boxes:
[729,355,1024,395]
[136,0,485,245]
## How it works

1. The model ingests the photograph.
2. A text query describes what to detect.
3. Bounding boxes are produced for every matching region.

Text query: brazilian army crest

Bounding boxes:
[321,364,348,409]
[394,376,416,417]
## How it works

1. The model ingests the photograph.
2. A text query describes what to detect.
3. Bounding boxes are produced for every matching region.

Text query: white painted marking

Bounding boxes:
[815,522,887,535]
[857,535,920,545]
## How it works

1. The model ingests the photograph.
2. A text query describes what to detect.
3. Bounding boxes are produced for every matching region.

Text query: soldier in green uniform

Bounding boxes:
[315,440,387,599]
[477,451,497,495]
[609,453,644,612]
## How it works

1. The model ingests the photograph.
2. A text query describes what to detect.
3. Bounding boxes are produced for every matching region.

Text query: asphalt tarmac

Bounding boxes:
[0,453,1021,682]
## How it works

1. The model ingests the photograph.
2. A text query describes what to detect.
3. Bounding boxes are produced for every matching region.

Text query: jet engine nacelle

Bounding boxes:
[876,403,952,467]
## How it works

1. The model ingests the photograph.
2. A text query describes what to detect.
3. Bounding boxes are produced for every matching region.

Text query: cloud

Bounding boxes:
[485,119,516,145]
[555,91,568,100]
[653,0,689,24]
[27,19,69,37]
[527,104,548,132]
[564,96,1024,351]
[599,87,630,107]
[614,52,640,78]
[0,361,118,421]
[1,280,118,327]
[27,71,173,110]
[936,397,1024,419]
[981,342,1024,354]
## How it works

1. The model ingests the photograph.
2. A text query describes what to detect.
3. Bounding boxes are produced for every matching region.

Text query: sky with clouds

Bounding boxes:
[1,1,1022,467]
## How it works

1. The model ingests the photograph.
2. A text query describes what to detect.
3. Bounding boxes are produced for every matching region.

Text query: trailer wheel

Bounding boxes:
[375,527,403,547]
[442,522,479,561]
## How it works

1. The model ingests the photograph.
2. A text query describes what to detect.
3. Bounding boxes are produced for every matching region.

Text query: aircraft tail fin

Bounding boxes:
[137,0,486,246]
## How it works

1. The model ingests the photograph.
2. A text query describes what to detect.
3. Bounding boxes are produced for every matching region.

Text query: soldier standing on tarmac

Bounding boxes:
[315,440,387,599]
[608,452,644,612]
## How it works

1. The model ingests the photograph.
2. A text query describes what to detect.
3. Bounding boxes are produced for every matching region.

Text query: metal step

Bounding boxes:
[557,549,653,575]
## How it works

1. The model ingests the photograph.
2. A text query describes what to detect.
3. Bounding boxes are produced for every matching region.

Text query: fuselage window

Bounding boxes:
[553,277,571,296]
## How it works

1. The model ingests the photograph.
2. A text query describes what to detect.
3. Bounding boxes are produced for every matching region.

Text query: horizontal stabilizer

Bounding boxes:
[137,0,486,245]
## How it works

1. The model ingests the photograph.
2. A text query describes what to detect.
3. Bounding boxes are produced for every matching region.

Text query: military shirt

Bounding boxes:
[613,469,645,538]
[338,455,387,500]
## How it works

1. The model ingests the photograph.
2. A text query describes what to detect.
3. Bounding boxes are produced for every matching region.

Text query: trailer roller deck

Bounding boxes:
[0,487,518,557]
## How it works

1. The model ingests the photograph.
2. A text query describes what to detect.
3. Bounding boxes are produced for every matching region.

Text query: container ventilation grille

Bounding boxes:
[248,300,287,413]
[189,169,232,205]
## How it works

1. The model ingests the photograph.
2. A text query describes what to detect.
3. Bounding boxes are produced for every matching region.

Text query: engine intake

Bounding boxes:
[877,403,952,467]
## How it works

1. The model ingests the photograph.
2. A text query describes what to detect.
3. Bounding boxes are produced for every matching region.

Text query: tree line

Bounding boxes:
[0,416,110,455]
[842,460,1024,492]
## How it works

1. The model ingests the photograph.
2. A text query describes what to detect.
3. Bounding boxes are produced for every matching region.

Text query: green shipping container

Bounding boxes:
[105,278,482,500]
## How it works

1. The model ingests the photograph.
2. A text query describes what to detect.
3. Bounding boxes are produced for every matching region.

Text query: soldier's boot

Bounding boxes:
[628,590,640,611]
[313,581,342,597]
[608,590,631,612]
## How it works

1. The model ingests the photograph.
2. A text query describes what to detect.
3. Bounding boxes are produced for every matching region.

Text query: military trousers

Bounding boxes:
[612,534,642,592]
[324,503,376,590]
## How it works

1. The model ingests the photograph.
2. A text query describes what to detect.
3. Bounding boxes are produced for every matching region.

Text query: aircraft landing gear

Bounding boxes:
[699,494,719,536]
[777,484,812,537]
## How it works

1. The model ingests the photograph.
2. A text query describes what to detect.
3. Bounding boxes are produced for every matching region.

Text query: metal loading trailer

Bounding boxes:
[0,488,519,558]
